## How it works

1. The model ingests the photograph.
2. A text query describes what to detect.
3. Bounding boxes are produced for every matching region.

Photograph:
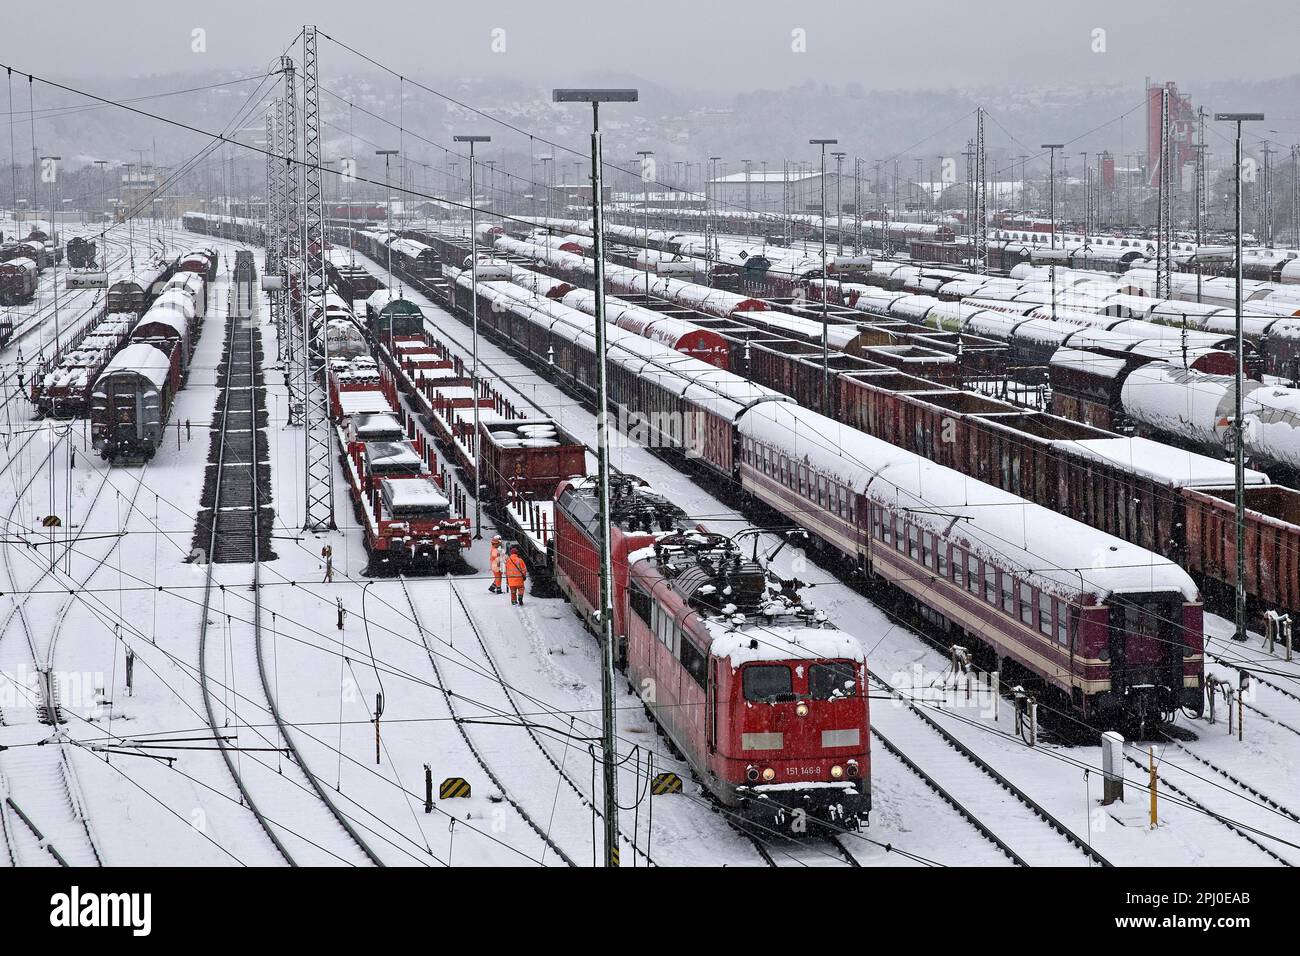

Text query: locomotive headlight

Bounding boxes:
[796,702,810,717]
[761,767,776,782]
[830,765,844,780]
[746,765,760,783]
[846,760,860,778]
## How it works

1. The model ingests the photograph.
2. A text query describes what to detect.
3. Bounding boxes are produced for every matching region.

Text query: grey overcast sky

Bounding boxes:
[5,0,1295,92]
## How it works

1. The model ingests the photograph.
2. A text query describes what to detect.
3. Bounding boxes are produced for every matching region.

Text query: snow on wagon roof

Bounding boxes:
[1051,436,1269,488]
[739,401,1198,602]
[96,343,172,391]
[366,289,423,314]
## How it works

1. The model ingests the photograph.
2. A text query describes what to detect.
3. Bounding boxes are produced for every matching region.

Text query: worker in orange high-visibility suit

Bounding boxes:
[488,535,503,594]
[505,546,528,606]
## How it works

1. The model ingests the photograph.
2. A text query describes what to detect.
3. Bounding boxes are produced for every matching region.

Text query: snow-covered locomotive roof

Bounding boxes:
[366,289,422,314]
[389,238,434,260]
[1048,347,1129,379]
[705,619,864,668]
[739,401,1199,602]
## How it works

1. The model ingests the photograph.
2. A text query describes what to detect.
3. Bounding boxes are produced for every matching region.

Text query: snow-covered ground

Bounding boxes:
[1,223,1296,867]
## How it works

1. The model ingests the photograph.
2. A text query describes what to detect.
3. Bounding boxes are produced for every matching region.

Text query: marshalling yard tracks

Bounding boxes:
[399,573,659,867]
[868,673,1112,867]
[195,274,383,867]
[0,415,143,865]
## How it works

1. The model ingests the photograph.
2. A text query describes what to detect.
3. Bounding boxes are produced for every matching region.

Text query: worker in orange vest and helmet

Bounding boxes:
[489,535,503,594]
[505,545,528,606]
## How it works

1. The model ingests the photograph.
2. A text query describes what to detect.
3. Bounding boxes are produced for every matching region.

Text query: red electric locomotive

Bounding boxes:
[553,475,870,830]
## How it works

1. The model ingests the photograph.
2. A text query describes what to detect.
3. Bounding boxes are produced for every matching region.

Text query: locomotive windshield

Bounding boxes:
[743,664,794,703]
[809,661,857,699]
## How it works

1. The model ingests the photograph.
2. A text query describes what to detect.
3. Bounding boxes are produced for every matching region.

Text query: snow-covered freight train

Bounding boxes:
[182,211,266,246]
[328,357,473,571]
[90,270,207,460]
[0,256,37,305]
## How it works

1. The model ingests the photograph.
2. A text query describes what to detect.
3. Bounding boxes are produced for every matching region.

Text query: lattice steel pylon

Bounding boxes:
[973,108,987,274]
[1291,144,1299,249]
[1260,140,1275,246]
[265,103,286,358]
[300,24,335,530]
[264,110,278,272]
[1155,87,1173,299]
[281,55,305,428]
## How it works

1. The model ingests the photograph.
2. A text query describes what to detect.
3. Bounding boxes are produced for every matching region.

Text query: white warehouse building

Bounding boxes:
[708,169,846,215]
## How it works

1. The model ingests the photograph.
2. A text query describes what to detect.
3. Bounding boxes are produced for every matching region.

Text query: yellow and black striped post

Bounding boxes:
[440,777,472,799]
[651,772,683,796]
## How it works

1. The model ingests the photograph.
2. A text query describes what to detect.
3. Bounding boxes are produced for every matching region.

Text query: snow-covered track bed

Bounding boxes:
[397,575,578,866]
[0,424,135,867]
[869,673,1112,867]
[196,303,381,867]
[411,575,654,865]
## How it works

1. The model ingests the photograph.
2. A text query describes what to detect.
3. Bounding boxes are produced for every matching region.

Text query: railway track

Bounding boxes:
[868,673,1112,867]
[1123,747,1293,866]
[196,278,382,867]
[0,425,130,867]
[1142,721,1300,866]
[432,576,654,865]
[740,827,863,867]
[398,574,575,867]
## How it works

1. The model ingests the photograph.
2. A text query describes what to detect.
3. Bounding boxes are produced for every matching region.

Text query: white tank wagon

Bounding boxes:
[1119,363,1300,473]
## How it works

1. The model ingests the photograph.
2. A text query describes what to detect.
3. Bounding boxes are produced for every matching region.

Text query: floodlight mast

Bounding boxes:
[453,135,492,540]
[1214,112,1264,646]
[811,138,838,413]
[554,87,638,868]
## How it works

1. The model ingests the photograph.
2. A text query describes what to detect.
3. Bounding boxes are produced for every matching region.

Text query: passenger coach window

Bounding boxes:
[810,662,857,699]
[743,665,794,702]
[1056,599,1070,645]
[1020,583,1034,626]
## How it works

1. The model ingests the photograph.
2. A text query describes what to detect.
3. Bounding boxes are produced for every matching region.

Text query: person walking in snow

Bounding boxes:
[505,545,527,606]
[322,544,334,582]
[488,535,503,594]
